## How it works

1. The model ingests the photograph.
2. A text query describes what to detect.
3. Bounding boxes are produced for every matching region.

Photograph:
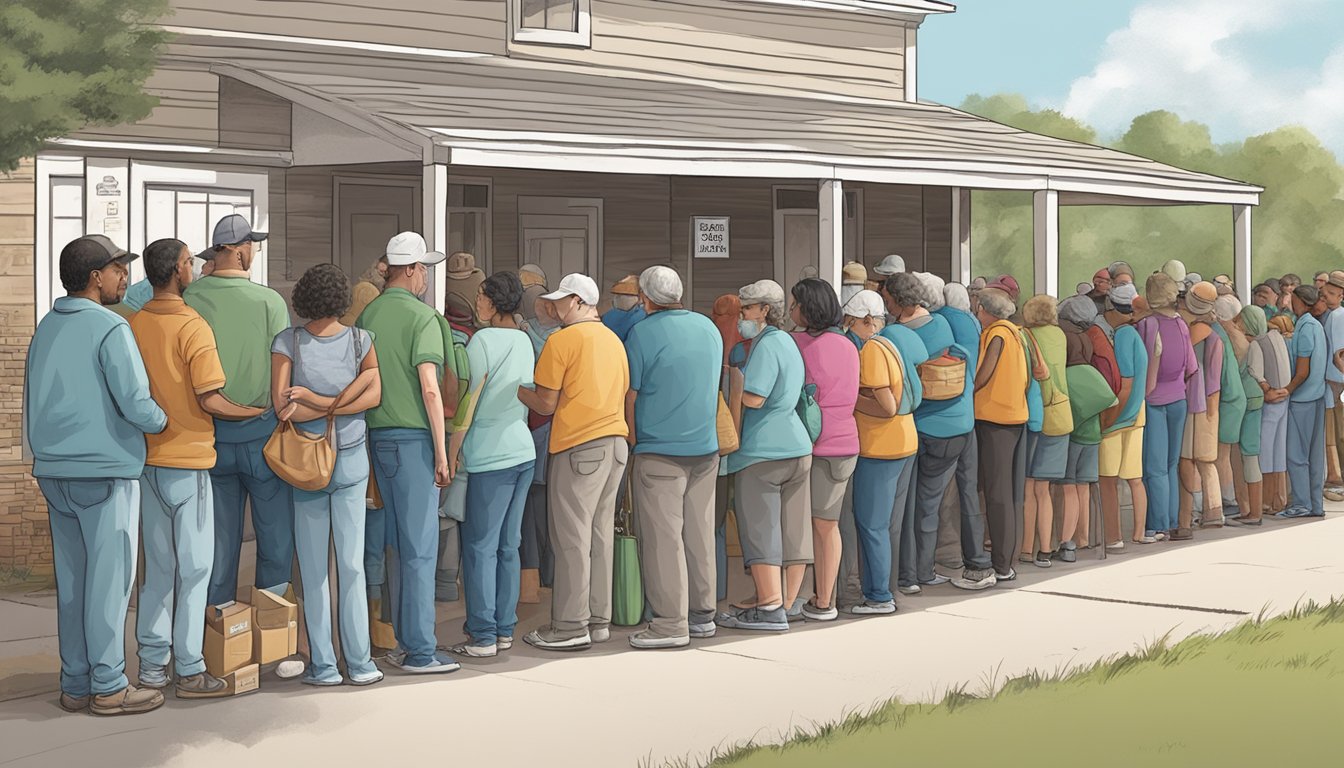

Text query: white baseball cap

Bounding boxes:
[873,254,906,276]
[842,289,886,319]
[541,273,600,305]
[385,232,446,267]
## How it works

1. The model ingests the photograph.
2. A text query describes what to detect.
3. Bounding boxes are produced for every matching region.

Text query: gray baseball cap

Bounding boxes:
[198,214,267,259]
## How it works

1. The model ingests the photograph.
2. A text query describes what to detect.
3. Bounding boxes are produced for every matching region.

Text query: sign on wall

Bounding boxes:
[693,216,730,259]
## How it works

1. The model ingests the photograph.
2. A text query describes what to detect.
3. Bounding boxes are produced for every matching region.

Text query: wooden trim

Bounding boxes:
[724,0,953,18]
[160,26,493,61]
[45,138,291,164]
[1234,205,1252,305]
[1033,189,1058,299]
[819,179,844,295]
[904,25,917,103]
[425,164,449,311]
[509,0,592,49]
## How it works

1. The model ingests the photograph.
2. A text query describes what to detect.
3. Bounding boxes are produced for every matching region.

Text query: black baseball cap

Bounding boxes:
[198,214,268,260]
[78,234,140,268]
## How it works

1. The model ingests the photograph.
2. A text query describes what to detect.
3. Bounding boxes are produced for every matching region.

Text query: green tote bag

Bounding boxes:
[612,474,645,627]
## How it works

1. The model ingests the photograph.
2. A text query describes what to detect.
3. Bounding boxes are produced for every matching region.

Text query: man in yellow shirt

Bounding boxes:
[519,274,630,651]
[128,238,265,698]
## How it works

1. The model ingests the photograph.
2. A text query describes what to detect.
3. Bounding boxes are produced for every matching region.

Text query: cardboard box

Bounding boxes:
[250,587,299,664]
[204,601,253,678]
[222,663,259,696]
[251,586,297,630]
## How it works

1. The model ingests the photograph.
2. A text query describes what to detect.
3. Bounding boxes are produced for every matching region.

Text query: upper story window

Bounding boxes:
[511,0,591,47]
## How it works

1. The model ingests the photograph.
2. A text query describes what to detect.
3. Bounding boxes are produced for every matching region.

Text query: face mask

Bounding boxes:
[738,318,764,340]
[613,295,640,312]
[190,257,204,281]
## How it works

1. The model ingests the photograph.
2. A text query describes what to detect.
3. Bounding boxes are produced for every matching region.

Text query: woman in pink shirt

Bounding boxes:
[789,279,860,622]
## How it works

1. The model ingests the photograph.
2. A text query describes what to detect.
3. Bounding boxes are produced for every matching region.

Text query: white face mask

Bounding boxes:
[738,318,764,340]
[191,257,205,281]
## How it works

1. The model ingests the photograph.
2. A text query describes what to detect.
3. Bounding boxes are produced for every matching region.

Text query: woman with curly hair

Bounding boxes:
[446,271,537,658]
[270,263,383,687]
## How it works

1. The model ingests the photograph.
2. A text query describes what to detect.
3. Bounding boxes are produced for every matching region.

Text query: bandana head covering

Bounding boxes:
[1108,282,1139,311]
[1240,304,1267,338]
[1058,293,1098,328]
[1184,281,1218,316]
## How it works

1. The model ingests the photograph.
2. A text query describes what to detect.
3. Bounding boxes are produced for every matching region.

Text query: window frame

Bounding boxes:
[509,0,592,48]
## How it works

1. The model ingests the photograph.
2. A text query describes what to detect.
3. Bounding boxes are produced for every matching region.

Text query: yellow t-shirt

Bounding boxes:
[129,295,228,469]
[534,320,630,454]
[974,320,1030,426]
[855,337,918,460]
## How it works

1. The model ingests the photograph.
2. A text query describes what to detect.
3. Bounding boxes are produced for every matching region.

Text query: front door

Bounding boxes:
[775,209,819,287]
[335,177,420,280]
[518,197,602,288]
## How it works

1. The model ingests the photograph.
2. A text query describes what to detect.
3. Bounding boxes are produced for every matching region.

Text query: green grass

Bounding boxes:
[676,600,1344,768]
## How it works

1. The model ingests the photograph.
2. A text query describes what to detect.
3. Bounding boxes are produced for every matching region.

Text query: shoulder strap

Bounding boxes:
[291,327,301,385]
[869,335,909,412]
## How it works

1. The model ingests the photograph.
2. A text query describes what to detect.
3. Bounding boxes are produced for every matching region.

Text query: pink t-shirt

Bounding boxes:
[791,331,861,457]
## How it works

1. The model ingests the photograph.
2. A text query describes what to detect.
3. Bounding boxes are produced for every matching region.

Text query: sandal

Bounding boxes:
[1132,536,1157,544]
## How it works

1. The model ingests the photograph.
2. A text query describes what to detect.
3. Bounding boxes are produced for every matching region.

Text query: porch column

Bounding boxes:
[818,178,844,297]
[951,187,972,284]
[1033,189,1059,298]
[423,162,448,311]
[1234,204,1252,304]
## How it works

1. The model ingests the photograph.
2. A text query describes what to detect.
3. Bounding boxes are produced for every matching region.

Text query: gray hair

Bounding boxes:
[739,279,787,328]
[917,272,946,311]
[885,272,927,309]
[1214,294,1243,323]
[944,283,971,312]
[978,288,1016,320]
[638,265,683,306]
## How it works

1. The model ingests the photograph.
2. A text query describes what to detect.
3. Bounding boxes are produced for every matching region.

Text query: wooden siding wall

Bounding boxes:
[511,0,907,100]
[670,177,784,315]
[166,1,508,55]
[70,68,219,146]
[856,182,951,276]
[218,77,292,151]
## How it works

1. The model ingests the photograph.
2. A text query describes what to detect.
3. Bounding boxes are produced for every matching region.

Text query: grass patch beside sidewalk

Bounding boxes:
[681,600,1344,768]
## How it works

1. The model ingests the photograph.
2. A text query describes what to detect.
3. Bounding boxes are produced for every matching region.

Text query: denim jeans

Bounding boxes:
[1286,396,1327,517]
[369,428,440,666]
[294,444,378,682]
[1143,400,1189,532]
[208,433,295,605]
[851,456,912,604]
[38,477,139,697]
[137,467,213,678]
[461,461,536,643]
[911,432,990,577]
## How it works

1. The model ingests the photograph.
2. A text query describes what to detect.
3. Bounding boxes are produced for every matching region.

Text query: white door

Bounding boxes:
[775,210,819,289]
[518,197,602,287]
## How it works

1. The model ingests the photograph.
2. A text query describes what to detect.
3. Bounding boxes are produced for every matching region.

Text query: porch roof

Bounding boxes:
[163,39,1262,206]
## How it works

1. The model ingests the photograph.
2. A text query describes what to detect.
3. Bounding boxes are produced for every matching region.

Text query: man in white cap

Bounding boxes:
[184,214,298,609]
[356,232,461,674]
[623,266,722,648]
[520,274,630,651]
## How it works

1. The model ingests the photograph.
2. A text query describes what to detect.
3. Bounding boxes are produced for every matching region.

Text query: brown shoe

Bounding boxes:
[90,685,164,716]
[1171,527,1195,541]
[175,672,230,700]
[59,692,89,713]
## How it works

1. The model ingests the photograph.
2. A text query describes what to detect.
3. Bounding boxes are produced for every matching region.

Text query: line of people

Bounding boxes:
[27,215,1336,717]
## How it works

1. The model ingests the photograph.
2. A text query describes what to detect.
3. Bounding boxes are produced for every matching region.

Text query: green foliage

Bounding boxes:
[0,0,169,172]
[961,94,1344,295]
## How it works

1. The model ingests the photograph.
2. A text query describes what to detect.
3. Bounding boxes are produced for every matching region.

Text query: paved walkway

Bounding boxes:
[2,511,1342,768]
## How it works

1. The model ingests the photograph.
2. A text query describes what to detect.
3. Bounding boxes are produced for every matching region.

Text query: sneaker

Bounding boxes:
[1132,535,1158,544]
[1053,542,1077,563]
[90,685,164,716]
[1228,516,1264,527]
[1152,532,1169,542]
[497,636,514,651]
[137,663,169,690]
[848,600,897,615]
[629,630,690,649]
[59,692,89,713]
[348,669,384,686]
[590,626,611,644]
[1325,489,1344,503]
[450,641,498,658]
[1171,527,1195,540]
[715,605,789,632]
[801,600,839,621]
[176,672,231,699]
[919,574,951,587]
[1106,541,1126,551]
[689,621,718,639]
[524,627,592,651]
[994,569,1017,582]
[951,569,997,591]
[786,597,807,623]
[897,584,922,596]
[299,673,344,688]
[276,660,306,680]
[1033,553,1053,568]
[396,651,461,674]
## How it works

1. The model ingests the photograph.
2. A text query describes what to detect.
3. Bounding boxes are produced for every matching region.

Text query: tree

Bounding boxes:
[0,0,168,172]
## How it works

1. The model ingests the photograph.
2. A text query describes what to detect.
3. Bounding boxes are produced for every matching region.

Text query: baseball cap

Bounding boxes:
[873,254,906,276]
[611,275,640,296]
[79,234,140,268]
[519,263,547,288]
[198,214,267,259]
[842,289,886,319]
[842,262,868,285]
[446,252,478,279]
[542,273,600,305]
[384,232,446,267]
[1329,271,1344,290]
[987,275,1020,301]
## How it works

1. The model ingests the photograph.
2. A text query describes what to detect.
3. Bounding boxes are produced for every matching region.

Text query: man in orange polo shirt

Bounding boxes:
[128,238,265,699]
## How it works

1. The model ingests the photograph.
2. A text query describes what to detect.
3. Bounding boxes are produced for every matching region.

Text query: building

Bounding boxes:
[0,0,1261,575]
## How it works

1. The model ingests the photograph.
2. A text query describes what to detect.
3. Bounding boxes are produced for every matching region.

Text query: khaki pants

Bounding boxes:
[632,453,719,638]
[547,436,628,633]
[1329,383,1344,487]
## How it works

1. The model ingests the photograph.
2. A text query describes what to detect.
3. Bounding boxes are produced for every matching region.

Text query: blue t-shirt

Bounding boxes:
[878,323,929,412]
[459,328,537,473]
[627,310,723,457]
[1109,324,1149,432]
[935,306,982,376]
[1324,307,1344,386]
[907,313,973,438]
[122,278,154,312]
[602,305,647,343]
[727,327,811,473]
[1292,311,1328,403]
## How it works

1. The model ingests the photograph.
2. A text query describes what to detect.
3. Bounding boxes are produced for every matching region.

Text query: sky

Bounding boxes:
[919,0,1344,156]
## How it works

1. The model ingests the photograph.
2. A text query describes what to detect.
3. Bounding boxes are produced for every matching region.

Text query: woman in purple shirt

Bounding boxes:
[1137,273,1201,539]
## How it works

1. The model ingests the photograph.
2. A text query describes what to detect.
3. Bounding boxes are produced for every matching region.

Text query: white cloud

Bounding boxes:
[1060,0,1344,154]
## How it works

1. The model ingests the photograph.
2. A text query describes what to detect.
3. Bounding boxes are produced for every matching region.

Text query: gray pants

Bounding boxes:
[734,456,812,568]
[548,436,629,632]
[840,455,916,599]
[632,453,719,638]
[913,432,991,577]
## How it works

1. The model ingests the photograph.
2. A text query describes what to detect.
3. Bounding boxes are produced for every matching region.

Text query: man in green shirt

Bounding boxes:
[357,232,461,675]
[183,215,296,607]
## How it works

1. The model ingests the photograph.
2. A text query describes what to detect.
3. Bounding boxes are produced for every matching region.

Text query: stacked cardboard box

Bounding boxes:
[204,602,253,678]
[252,587,299,665]
[202,588,300,694]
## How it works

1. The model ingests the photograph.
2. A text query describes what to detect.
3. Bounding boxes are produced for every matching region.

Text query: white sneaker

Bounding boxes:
[951,574,996,591]
[450,642,498,658]
[801,602,839,622]
[276,660,305,680]
[994,569,1018,582]
[497,636,514,651]
[897,584,922,596]
[397,651,461,674]
[849,600,897,615]
[629,630,690,650]
[920,574,951,587]
[590,626,611,643]
[689,622,717,639]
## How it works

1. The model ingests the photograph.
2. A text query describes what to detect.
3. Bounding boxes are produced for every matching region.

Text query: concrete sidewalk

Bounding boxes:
[2,511,1342,768]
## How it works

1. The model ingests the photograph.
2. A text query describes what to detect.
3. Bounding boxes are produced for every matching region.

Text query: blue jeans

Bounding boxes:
[208,435,295,605]
[1286,397,1327,517]
[369,428,440,666]
[38,477,139,697]
[294,445,378,682]
[1143,400,1189,533]
[137,467,213,678]
[461,461,536,643]
[852,456,912,604]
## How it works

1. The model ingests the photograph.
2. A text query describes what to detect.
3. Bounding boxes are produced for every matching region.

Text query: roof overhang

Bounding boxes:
[727,0,955,19]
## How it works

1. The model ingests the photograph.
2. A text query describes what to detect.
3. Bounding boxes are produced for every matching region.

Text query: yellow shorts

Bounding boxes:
[1100,426,1144,480]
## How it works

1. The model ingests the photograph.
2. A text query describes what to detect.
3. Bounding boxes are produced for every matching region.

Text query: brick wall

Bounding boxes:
[0,158,51,578]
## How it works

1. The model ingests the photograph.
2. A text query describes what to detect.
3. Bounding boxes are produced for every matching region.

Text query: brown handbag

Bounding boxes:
[263,328,361,492]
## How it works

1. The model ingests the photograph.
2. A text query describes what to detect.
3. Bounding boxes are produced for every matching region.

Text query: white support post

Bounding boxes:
[951,187,972,283]
[1033,189,1059,298]
[1234,204,1252,305]
[819,179,844,297]
[904,25,918,103]
[423,162,448,311]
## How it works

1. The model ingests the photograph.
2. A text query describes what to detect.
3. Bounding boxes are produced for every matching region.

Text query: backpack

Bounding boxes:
[449,327,471,417]
[1085,325,1122,396]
